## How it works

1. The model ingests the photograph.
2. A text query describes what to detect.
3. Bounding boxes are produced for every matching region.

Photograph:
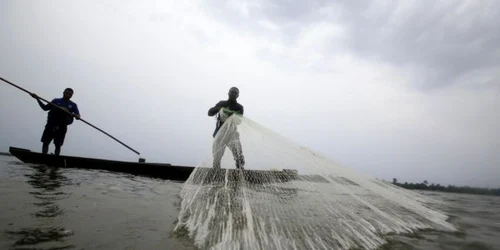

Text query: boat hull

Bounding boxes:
[8,147,300,183]
[9,147,194,181]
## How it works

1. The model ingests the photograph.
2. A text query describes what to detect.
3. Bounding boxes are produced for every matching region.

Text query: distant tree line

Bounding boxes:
[391,178,500,196]
[0,152,11,156]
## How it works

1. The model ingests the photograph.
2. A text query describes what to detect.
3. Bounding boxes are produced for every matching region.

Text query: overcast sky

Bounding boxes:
[1,0,499,187]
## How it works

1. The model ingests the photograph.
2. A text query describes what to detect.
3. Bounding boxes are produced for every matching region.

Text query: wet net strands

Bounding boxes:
[174,115,456,250]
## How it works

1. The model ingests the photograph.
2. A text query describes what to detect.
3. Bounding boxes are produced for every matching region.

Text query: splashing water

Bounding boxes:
[174,115,456,250]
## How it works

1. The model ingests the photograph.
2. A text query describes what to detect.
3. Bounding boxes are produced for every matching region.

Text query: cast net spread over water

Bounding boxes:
[174,115,456,250]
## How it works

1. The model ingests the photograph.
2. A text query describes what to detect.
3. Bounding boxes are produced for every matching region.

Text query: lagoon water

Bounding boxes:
[0,155,499,250]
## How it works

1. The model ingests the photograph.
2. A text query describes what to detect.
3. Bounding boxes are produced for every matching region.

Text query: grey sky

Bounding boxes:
[1,0,499,187]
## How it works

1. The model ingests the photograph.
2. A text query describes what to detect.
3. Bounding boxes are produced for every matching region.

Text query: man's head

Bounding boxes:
[228,87,239,101]
[63,88,74,100]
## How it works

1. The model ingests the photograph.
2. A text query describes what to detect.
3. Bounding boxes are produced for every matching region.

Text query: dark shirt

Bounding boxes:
[208,100,244,137]
[38,98,80,126]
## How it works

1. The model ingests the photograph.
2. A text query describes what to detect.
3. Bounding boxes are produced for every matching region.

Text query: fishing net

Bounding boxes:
[174,114,456,250]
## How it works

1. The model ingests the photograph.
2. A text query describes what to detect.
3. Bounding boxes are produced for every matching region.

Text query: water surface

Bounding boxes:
[0,155,498,249]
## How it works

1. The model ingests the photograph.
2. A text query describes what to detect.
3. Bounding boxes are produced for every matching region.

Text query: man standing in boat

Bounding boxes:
[208,87,245,169]
[31,88,80,156]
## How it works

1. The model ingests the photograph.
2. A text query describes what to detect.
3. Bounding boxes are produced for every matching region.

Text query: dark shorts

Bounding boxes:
[41,123,68,146]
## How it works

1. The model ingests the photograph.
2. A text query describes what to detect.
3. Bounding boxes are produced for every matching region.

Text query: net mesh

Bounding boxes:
[174,115,456,250]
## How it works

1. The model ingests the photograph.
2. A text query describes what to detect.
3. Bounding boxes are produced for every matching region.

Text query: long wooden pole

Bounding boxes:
[1,77,141,155]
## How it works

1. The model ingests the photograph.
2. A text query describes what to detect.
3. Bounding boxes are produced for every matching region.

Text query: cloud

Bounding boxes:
[198,0,500,90]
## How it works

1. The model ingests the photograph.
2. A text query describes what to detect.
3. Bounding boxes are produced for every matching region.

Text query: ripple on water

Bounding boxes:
[6,227,74,248]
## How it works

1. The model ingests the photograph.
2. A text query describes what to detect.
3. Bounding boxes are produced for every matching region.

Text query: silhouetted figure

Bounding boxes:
[208,87,245,169]
[31,88,80,155]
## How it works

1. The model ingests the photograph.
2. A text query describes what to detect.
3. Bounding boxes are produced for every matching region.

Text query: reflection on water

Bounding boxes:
[6,165,74,249]
[25,165,71,219]
[0,157,196,250]
[1,156,499,250]
[6,227,74,247]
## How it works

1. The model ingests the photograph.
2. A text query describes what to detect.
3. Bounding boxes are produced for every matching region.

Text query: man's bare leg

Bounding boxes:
[212,141,225,169]
[42,143,49,154]
[229,139,244,169]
